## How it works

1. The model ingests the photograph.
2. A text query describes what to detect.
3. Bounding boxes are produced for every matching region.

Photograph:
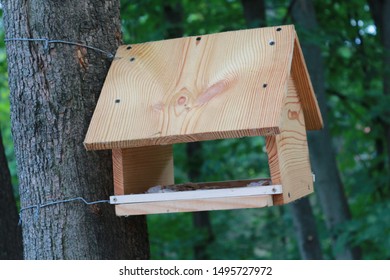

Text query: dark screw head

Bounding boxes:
[115,99,120,103]
[130,57,135,62]
[269,40,275,46]
[276,27,282,31]
[263,83,268,88]
[196,37,201,41]
[126,45,132,50]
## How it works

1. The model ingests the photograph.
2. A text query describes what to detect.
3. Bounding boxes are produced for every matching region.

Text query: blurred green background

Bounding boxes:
[1,0,389,259]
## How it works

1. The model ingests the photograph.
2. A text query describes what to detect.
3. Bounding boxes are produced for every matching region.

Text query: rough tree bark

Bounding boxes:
[291,0,360,259]
[2,0,149,259]
[0,130,23,259]
[163,2,214,260]
[240,0,323,259]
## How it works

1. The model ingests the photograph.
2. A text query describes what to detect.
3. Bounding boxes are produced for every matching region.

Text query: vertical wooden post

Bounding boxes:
[265,135,283,204]
[112,145,174,196]
[266,77,313,205]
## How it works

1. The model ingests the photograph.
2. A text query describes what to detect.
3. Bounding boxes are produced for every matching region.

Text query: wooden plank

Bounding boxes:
[265,135,283,204]
[265,77,313,204]
[114,195,274,216]
[110,184,282,204]
[84,25,297,150]
[112,145,174,195]
[291,32,323,130]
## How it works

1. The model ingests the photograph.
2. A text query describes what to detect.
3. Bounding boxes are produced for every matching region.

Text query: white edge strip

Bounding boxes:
[110,185,282,205]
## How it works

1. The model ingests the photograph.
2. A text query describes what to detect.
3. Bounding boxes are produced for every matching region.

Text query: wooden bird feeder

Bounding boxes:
[84,25,323,216]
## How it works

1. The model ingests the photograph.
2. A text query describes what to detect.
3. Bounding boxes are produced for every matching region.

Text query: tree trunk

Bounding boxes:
[0,130,23,259]
[3,0,149,259]
[163,2,184,39]
[291,0,360,259]
[289,199,323,259]
[240,0,266,28]
[368,0,390,185]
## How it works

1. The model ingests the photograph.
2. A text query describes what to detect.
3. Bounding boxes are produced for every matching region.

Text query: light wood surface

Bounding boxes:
[115,195,274,216]
[112,146,174,195]
[266,77,313,204]
[291,33,323,130]
[86,25,321,212]
[84,25,321,150]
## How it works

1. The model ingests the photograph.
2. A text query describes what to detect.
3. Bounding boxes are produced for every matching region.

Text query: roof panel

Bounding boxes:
[291,33,323,130]
[85,25,298,150]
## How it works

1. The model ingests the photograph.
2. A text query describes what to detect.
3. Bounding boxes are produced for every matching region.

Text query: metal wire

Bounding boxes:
[5,36,115,225]
[19,197,110,225]
[4,37,114,58]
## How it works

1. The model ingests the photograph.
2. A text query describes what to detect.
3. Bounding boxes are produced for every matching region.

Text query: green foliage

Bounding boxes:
[121,0,246,43]
[148,212,196,259]
[313,0,390,259]
[1,0,389,259]
[150,136,299,259]
[120,0,390,260]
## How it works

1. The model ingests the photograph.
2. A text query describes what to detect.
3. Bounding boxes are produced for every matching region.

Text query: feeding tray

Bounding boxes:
[84,25,323,216]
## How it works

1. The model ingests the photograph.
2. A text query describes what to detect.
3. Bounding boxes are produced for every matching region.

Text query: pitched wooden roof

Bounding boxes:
[84,25,322,150]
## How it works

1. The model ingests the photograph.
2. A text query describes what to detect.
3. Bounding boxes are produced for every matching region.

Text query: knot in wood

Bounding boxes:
[288,109,299,120]
[177,96,187,106]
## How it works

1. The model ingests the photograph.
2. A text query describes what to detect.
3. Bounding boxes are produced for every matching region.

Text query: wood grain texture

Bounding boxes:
[266,77,313,204]
[4,0,150,259]
[113,146,174,195]
[291,32,323,130]
[115,195,273,216]
[85,25,300,150]
[265,135,283,203]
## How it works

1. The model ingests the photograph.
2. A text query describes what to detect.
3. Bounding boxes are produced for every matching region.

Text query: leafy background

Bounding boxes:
[1,0,389,259]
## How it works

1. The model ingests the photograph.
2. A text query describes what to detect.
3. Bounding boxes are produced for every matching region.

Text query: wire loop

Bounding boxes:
[19,197,110,225]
